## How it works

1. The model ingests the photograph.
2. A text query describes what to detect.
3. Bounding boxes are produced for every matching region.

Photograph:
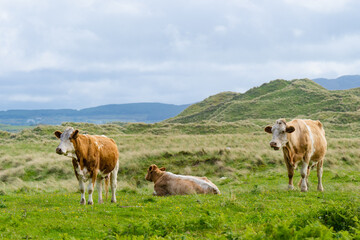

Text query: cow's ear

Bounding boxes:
[160,167,166,171]
[71,130,79,139]
[148,166,153,171]
[286,126,295,133]
[54,131,62,139]
[264,126,272,134]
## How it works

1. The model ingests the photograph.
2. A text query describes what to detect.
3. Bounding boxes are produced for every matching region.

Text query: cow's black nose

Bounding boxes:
[270,142,277,148]
[56,148,63,154]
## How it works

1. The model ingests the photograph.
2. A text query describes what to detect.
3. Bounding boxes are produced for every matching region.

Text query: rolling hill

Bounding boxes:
[313,75,360,90]
[167,79,360,123]
[0,103,189,126]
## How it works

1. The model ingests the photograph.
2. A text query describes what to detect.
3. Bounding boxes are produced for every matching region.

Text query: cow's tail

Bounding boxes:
[105,175,110,201]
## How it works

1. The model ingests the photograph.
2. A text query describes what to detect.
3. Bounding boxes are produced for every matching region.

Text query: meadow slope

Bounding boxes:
[167,79,360,124]
[0,121,360,239]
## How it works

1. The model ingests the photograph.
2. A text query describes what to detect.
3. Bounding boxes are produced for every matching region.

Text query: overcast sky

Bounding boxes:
[1,0,360,110]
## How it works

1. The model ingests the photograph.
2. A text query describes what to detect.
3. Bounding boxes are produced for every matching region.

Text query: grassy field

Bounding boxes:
[0,121,360,239]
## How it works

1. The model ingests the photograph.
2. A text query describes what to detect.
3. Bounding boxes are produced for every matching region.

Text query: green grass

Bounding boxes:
[1,170,360,239]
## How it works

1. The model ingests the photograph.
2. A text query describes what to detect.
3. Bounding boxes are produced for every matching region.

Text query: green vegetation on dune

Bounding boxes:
[168,79,360,123]
[0,124,32,133]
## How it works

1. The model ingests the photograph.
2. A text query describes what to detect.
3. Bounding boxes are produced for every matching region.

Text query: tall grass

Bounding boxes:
[0,121,359,193]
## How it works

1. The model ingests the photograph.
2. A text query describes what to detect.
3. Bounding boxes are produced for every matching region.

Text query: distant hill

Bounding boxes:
[313,75,360,90]
[167,79,360,124]
[0,103,190,126]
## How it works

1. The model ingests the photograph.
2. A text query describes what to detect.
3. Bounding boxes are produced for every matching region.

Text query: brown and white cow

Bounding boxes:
[265,119,327,192]
[55,127,119,205]
[145,164,220,196]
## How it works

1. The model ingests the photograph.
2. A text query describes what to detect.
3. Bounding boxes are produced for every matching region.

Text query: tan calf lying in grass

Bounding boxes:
[145,164,220,196]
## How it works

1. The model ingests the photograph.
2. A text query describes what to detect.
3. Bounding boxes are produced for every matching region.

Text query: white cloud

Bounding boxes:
[165,25,192,52]
[214,25,227,34]
[101,1,151,16]
[292,29,303,37]
[8,94,52,103]
[283,0,351,13]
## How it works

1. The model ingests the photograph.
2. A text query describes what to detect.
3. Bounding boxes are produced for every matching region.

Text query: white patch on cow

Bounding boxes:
[87,182,94,204]
[77,166,90,182]
[94,141,103,151]
[166,172,217,192]
[79,180,86,203]
[302,120,315,158]
[300,161,309,192]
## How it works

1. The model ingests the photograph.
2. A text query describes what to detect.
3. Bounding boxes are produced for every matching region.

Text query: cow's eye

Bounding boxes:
[281,130,285,134]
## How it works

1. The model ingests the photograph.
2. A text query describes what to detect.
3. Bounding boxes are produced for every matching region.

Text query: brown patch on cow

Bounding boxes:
[69,131,118,178]
[72,158,80,181]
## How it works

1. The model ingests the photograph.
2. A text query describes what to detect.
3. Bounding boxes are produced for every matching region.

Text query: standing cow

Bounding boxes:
[55,127,119,205]
[264,119,327,192]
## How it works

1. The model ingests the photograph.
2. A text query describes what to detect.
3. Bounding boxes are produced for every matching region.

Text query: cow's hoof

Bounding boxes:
[87,201,94,205]
[80,199,86,205]
[301,188,308,192]
[288,185,295,190]
[317,187,324,192]
[98,200,103,204]
[111,199,116,203]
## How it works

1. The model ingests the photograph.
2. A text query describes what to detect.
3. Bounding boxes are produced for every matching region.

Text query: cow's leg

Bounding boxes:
[79,179,86,205]
[72,158,85,205]
[284,156,294,190]
[306,165,311,188]
[87,173,97,205]
[317,159,324,191]
[110,161,119,203]
[300,161,309,192]
[154,185,168,196]
[96,177,103,204]
[287,166,295,190]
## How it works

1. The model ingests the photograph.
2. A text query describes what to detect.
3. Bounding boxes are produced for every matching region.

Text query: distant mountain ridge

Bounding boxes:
[0,103,190,125]
[167,79,360,124]
[313,75,360,90]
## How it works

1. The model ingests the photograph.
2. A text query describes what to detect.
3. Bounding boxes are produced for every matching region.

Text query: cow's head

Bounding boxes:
[145,164,166,182]
[264,119,295,150]
[54,127,79,156]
